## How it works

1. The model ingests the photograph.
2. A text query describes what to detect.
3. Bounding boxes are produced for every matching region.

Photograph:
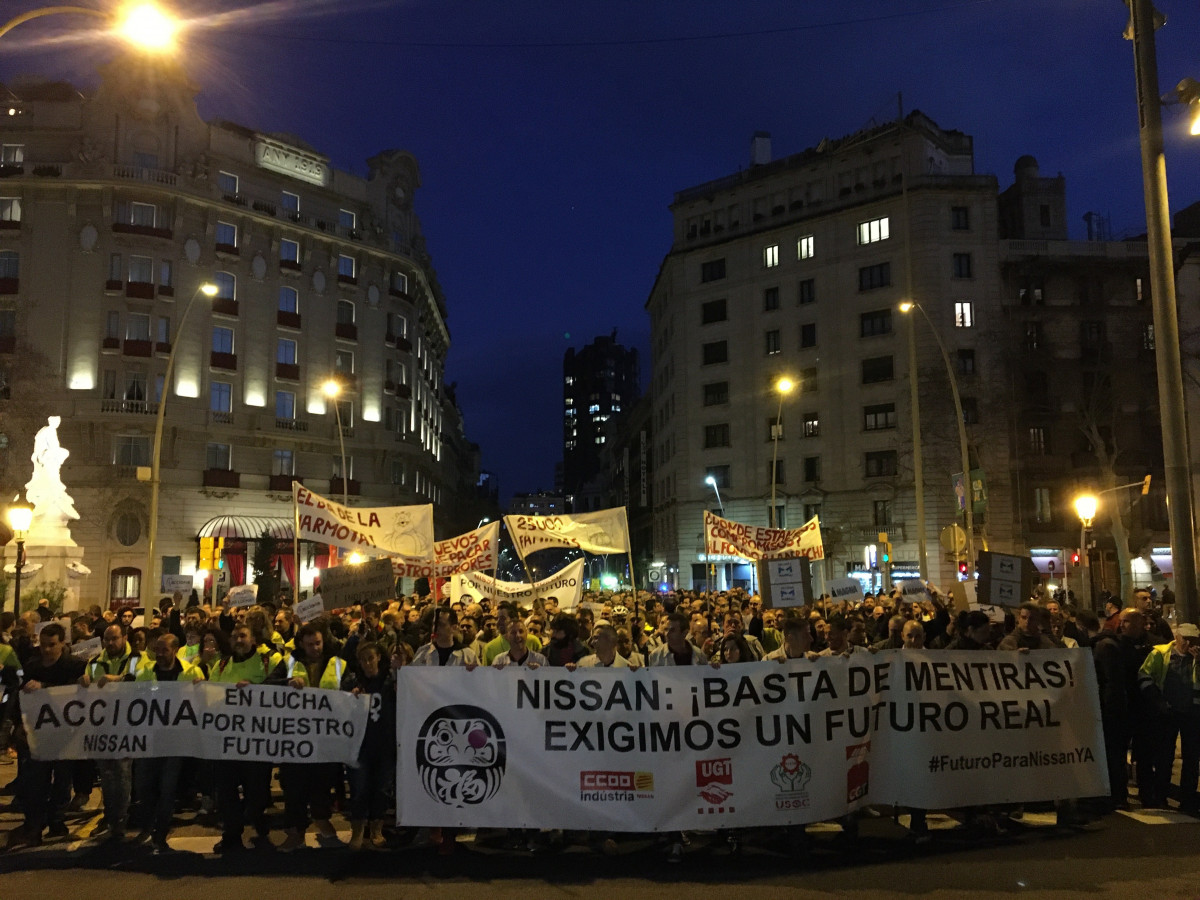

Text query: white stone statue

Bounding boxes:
[25,416,79,546]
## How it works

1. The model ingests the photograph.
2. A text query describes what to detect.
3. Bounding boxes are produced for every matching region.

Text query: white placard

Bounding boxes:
[899,579,932,606]
[71,637,101,659]
[826,577,864,605]
[293,594,325,623]
[228,583,259,608]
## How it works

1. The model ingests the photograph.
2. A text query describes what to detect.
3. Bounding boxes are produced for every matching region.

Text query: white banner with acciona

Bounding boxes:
[450,558,586,610]
[395,650,1107,831]
[23,682,369,764]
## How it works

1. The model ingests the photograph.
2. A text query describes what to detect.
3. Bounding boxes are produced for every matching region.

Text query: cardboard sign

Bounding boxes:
[292,593,325,623]
[318,557,395,609]
[228,583,259,609]
[160,574,194,596]
[827,577,864,605]
[899,579,932,606]
[758,557,812,608]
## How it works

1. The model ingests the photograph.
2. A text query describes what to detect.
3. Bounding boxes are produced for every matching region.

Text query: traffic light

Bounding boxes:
[1071,550,1081,567]
[958,560,969,578]
[199,536,215,570]
[877,532,891,565]
[214,537,225,570]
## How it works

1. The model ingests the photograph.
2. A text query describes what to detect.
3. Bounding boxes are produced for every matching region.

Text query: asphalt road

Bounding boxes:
[2,768,1199,900]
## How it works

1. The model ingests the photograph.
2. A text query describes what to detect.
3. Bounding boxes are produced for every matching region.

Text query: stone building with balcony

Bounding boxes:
[646,114,1168,596]
[0,58,474,606]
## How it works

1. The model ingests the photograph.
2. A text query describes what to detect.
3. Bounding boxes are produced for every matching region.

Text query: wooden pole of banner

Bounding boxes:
[292,482,301,606]
[623,509,638,623]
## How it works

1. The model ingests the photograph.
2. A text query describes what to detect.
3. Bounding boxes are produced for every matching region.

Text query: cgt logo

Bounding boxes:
[580,771,654,792]
[696,757,735,814]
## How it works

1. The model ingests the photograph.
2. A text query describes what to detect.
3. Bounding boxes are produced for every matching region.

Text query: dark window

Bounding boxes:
[706,465,731,488]
[768,459,786,485]
[701,298,727,324]
[1029,426,1048,455]
[802,412,819,437]
[864,403,896,430]
[961,397,979,424]
[858,262,891,291]
[952,253,973,278]
[1080,320,1106,349]
[865,450,898,477]
[799,322,817,348]
[1024,321,1042,350]
[704,423,730,448]
[803,456,821,482]
[765,330,781,355]
[957,348,975,375]
[861,355,894,384]
[860,309,892,337]
[1025,370,1049,405]
[951,206,970,230]
[1018,278,1045,306]
[703,381,729,406]
[873,499,892,527]
[701,259,726,282]
[798,278,815,305]
[1040,204,1051,227]
[702,341,728,365]
[763,287,780,311]
[766,415,782,441]
[801,366,818,392]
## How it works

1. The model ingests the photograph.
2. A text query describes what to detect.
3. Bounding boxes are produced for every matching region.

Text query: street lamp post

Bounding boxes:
[1127,0,1200,625]
[7,500,32,617]
[1074,493,1099,610]
[323,380,349,506]
[769,376,795,528]
[705,475,725,592]
[0,4,178,48]
[899,302,974,571]
[904,303,929,580]
[141,281,216,609]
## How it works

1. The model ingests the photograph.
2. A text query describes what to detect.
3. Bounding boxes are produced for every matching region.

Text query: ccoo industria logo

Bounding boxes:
[415,705,506,808]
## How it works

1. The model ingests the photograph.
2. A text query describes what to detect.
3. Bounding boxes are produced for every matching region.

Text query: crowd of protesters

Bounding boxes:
[0,579,1196,860]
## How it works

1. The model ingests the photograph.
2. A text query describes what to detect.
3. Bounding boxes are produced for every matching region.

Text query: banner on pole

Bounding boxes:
[23,682,369,763]
[292,594,325,623]
[292,483,433,559]
[704,512,824,561]
[392,521,501,580]
[451,558,585,610]
[317,558,395,609]
[503,508,630,558]
[228,583,259,608]
[396,650,1106,830]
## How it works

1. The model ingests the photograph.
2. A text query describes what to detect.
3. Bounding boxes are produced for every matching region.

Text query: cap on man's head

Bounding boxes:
[1176,623,1200,639]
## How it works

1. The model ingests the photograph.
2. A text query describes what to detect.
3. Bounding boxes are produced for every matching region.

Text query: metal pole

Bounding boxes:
[1129,0,1199,624]
[770,392,785,528]
[13,537,23,616]
[143,284,209,610]
[333,399,349,506]
[1080,523,1093,610]
[911,303,974,571]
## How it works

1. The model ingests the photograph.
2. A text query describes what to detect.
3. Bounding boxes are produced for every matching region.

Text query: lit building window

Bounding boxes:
[857,217,890,244]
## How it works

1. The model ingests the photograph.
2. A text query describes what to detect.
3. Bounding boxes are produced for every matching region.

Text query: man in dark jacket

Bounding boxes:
[6,623,85,850]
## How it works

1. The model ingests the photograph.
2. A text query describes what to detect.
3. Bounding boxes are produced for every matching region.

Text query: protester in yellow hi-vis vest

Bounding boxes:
[133,633,205,852]
[79,624,154,844]
[266,623,345,850]
[207,625,278,853]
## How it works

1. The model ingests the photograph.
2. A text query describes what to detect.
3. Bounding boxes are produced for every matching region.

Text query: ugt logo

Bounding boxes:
[696,757,734,814]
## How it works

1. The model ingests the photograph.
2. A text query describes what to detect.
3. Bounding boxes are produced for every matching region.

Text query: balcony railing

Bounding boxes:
[335,322,357,341]
[275,362,299,380]
[126,281,155,300]
[269,474,299,491]
[210,351,237,371]
[122,339,152,357]
[328,478,360,496]
[203,468,240,489]
[208,410,234,425]
[275,417,309,432]
[0,277,18,295]
[277,310,302,329]
[212,298,239,317]
[101,399,158,415]
[113,164,178,186]
[112,222,173,240]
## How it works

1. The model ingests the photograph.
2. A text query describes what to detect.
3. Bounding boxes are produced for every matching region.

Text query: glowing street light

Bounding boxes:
[1074,492,1099,609]
[769,376,795,528]
[141,281,217,609]
[0,3,180,52]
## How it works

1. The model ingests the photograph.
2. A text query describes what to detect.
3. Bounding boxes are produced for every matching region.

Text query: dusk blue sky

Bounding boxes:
[6,0,1200,502]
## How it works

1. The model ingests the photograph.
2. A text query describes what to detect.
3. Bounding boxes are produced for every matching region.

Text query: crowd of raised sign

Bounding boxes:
[0,580,1196,860]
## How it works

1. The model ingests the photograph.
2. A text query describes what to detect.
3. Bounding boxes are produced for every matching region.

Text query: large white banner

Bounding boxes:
[704,511,824,561]
[293,483,433,559]
[503,508,630,558]
[393,522,501,580]
[396,650,1106,830]
[450,558,586,610]
[24,682,369,764]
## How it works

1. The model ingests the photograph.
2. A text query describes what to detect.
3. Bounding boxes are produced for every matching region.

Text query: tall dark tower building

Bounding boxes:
[562,331,639,507]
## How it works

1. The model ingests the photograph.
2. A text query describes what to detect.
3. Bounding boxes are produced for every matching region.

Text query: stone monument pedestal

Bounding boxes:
[4,544,89,614]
